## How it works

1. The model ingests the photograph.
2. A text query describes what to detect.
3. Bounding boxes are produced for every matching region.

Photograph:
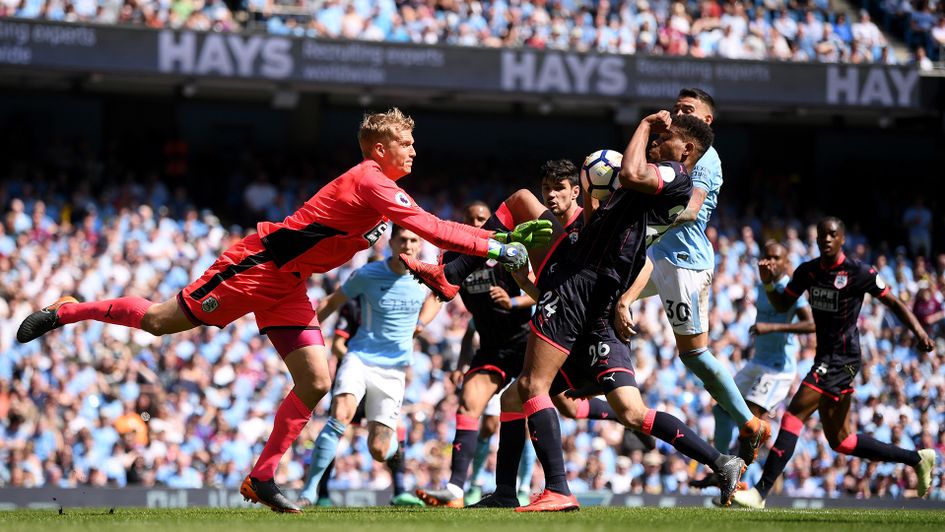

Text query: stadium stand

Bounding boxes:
[1,141,942,499]
[1,0,939,65]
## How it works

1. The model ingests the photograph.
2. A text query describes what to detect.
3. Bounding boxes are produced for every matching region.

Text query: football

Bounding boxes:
[581,149,623,200]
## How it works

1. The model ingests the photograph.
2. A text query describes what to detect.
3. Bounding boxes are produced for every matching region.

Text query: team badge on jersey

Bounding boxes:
[395,191,412,207]
[569,232,579,244]
[834,272,848,289]
[201,296,219,313]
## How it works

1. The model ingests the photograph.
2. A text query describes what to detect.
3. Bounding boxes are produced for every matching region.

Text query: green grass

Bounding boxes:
[3,507,945,532]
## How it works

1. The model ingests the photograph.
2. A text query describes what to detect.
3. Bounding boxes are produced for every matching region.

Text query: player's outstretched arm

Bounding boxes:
[317,290,349,323]
[619,110,672,194]
[877,291,935,352]
[751,306,816,335]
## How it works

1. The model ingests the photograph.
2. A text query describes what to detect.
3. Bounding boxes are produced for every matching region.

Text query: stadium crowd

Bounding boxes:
[1,153,943,501]
[1,0,933,65]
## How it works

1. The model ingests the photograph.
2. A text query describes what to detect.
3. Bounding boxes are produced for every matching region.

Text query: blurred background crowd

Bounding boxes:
[1,132,943,500]
[1,0,944,66]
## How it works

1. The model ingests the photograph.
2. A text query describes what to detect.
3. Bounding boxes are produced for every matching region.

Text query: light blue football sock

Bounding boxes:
[681,348,753,426]
[384,431,399,460]
[712,403,739,453]
[470,436,491,485]
[517,438,536,494]
[299,417,346,502]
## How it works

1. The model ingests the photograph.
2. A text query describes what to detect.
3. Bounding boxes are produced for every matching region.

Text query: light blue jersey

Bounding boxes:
[651,145,722,271]
[753,276,808,373]
[341,260,428,368]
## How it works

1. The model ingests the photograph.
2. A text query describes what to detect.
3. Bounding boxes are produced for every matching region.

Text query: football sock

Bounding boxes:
[712,404,738,453]
[385,432,407,496]
[681,348,753,426]
[496,413,527,492]
[448,413,480,489]
[756,412,803,498]
[834,433,921,466]
[384,431,399,460]
[298,416,345,501]
[518,437,536,494]
[524,396,570,496]
[470,435,491,485]
[443,209,513,284]
[587,398,617,420]
[641,409,721,466]
[316,459,334,501]
[57,297,153,329]
[250,390,313,481]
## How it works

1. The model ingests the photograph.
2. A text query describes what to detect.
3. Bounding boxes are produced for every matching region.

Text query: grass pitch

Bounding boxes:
[2,507,945,532]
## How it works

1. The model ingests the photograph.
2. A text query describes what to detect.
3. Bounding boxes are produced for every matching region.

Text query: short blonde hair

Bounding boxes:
[358,108,415,158]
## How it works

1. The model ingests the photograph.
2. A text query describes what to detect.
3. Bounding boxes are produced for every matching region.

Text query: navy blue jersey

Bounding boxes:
[536,208,585,289]
[784,253,889,361]
[442,253,531,355]
[333,298,361,341]
[569,162,693,289]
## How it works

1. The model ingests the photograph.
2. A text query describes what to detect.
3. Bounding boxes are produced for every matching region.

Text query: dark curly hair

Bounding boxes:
[539,159,579,187]
[670,114,714,160]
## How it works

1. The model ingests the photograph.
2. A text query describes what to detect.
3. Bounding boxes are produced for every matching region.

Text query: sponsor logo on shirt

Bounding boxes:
[363,220,389,245]
[464,268,497,295]
[810,286,839,312]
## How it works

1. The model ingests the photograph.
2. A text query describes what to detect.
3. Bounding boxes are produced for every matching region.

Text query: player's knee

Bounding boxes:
[369,442,387,462]
[457,401,484,419]
[516,375,545,399]
[500,385,522,412]
[312,374,332,397]
[139,312,167,336]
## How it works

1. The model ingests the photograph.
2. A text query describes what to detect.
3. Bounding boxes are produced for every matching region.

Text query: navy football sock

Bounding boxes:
[524,396,570,496]
[496,414,527,492]
[836,433,920,466]
[642,410,721,466]
[756,428,800,498]
[587,398,617,420]
[448,414,481,488]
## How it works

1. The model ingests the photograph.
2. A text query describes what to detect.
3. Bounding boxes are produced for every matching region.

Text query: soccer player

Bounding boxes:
[301,224,436,506]
[512,112,748,512]
[298,293,420,508]
[15,108,547,513]
[642,88,771,466]
[733,217,937,509]
[416,164,619,508]
[691,240,814,488]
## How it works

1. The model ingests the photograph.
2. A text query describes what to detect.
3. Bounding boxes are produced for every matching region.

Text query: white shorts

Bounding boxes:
[482,379,516,417]
[484,392,502,417]
[641,257,713,335]
[334,354,406,429]
[734,361,795,412]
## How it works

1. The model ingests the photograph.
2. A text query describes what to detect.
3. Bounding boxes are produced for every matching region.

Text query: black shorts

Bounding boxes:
[531,265,621,355]
[551,326,637,396]
[801,357,861,401]
[466,335,527,387]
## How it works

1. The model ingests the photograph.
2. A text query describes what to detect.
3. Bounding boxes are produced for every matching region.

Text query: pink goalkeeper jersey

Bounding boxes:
[256,160,491,277]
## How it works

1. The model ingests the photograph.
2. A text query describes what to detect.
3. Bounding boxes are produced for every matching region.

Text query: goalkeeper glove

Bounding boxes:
[487,240,528,271]
[494,219,554,249]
